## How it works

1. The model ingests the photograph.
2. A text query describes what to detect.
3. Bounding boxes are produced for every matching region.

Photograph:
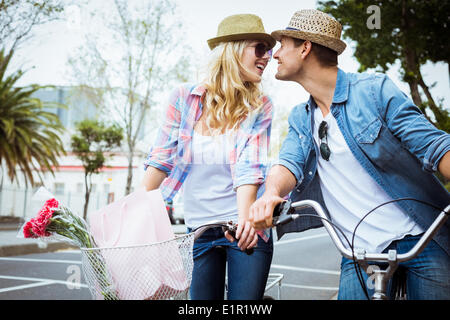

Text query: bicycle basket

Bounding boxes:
[80,233,194,300]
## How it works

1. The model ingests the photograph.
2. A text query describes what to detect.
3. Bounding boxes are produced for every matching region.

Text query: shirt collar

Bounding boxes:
[332,68,349,104]
[306,68,349,111]
[191,84,206,96]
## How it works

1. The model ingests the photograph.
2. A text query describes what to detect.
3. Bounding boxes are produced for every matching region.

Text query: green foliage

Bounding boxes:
[71,119,123,176]
[0,48,66,186]
[0,0,64,51]
[71,119,123,219]
[318,0,450,132]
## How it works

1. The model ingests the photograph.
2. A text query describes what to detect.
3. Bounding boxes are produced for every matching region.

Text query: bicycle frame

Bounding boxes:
[276,200,450,300]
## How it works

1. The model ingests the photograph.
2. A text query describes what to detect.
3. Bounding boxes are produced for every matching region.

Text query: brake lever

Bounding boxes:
[272,199,298,226]
[222,222,254,255]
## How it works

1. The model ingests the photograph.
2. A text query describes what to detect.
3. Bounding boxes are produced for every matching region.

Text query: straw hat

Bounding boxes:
[207,14,276,50]
[271,9,346,55]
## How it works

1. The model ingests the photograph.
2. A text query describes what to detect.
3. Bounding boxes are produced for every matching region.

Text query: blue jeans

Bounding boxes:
[188,227,273,300]
[338,234,450,300]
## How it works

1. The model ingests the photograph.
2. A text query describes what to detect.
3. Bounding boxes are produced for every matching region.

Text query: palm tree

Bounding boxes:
[0,48,66,186]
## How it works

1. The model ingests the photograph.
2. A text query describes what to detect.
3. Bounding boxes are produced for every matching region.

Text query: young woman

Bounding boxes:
[141,14,275,300]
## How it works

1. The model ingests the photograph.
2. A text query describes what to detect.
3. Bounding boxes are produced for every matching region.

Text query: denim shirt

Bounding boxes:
[276,68,450,255]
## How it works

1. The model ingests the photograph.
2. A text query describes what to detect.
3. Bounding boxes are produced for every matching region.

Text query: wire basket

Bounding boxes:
[80,233,194,300]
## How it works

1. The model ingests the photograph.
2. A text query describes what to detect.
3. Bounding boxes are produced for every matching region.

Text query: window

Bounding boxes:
[54,183,65,195]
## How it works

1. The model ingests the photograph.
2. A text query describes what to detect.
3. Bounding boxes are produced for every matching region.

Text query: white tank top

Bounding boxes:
[313,107,423,253]
[182,131,238,229]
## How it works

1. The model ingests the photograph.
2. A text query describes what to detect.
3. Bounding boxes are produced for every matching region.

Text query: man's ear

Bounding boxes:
[300,40,312,59]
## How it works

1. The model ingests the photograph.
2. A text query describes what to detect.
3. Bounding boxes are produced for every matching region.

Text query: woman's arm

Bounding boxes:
[143,87,183,176]
[141,166,168,191]
[225,184,259,251]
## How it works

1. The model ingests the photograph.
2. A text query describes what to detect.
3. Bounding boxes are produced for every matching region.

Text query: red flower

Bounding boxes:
[23,220,37,238]
[44,198,59,209]
[24,198,59,238]
[32,207,53,237]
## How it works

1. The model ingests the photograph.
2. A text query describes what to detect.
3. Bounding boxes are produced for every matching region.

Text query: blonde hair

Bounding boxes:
[202,40,264,132]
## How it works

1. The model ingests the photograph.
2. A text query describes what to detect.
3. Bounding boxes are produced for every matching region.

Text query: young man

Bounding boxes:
[250,9,450,299]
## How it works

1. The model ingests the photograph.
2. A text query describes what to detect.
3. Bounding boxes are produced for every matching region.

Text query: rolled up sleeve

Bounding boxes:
[273,107,306,186]
[233,97,273,190]
[379,75,450,173]
[143,88,182,174]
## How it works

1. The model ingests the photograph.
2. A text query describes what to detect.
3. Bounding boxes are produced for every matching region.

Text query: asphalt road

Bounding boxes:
[0,227,341,300]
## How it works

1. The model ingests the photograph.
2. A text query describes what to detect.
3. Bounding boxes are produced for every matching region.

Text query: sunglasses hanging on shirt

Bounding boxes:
[318,121,331,161]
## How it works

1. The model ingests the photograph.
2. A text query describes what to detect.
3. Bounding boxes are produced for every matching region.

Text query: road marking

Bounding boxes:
[0,275,88,291]
[274,233,329,246]
[271,264,340,275]
[0,281,55,293]
[282,283,339,291]
[0,257,81,264]
[60,250,81,254]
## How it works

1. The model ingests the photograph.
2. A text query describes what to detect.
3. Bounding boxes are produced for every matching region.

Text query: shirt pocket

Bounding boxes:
[355,118,382,144]
[354,118,401,169]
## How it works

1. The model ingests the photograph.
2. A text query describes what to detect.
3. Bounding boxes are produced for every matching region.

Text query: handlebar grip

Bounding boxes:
[273,201,288,217]
[272,199,298,226]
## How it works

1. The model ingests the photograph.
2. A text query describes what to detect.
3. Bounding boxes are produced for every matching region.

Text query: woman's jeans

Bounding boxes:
[188,227,273,300]
[338,234,450,300]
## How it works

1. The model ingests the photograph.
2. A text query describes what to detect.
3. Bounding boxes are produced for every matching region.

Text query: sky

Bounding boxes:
[11,0,449,118]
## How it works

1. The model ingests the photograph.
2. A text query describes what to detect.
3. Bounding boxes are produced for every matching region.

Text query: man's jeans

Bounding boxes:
[188,227,273,300]
[338,234,450,300]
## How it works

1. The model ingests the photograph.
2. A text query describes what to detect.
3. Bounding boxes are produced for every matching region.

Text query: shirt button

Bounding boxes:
[299,134,303,139]
[308,171,313,175]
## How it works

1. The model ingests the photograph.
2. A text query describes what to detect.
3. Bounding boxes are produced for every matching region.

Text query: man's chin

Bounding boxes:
[275,72,288,81]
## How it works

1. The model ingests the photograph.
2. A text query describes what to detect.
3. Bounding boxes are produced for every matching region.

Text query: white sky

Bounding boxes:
[11,0,449,116]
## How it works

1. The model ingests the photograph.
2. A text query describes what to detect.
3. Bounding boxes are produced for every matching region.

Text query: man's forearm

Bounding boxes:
[264,165,297,198]
[438,151,450,180]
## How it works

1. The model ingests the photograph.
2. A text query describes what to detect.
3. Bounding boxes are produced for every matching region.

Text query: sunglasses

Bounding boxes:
[318,121,331,161]
[249,43,272,59]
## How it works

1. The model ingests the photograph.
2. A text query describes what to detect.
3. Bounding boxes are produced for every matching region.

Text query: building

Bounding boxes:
[0,86,154,220]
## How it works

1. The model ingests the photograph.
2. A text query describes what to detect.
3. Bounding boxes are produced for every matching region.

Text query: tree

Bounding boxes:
[0,0,64,53]
[68,0,193,195]
[0,48,66,186]
[71,119,123,220]
[318,0,450,132]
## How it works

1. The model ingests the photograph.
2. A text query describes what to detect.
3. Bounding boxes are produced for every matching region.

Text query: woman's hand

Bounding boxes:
[224,218,258,251]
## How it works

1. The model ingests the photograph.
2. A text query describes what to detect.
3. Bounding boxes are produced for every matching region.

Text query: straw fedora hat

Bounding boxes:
[207,14,276,50]
[271,9,346,55]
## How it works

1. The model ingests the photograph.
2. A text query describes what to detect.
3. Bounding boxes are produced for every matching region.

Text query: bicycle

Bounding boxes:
[80,220,283,300]
[272,198,450,300]
[192,221,284,300]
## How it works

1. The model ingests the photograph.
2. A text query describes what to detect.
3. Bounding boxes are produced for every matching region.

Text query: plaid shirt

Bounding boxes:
[144,83,273,241]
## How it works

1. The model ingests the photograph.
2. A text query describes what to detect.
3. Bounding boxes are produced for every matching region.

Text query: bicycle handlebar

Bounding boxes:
[274,199,450,263]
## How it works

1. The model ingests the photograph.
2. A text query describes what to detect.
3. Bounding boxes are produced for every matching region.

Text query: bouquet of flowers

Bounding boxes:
[19,187,118,299]
[22,197,94,248]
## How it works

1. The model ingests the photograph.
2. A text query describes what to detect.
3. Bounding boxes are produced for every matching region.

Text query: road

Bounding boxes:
[0,227,341,300]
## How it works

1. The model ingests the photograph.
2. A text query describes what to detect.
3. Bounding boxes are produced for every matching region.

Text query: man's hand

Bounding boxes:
[249,194,286,230]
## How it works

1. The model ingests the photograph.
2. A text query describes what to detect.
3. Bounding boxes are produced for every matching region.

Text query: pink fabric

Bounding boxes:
[89,188,189,300]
